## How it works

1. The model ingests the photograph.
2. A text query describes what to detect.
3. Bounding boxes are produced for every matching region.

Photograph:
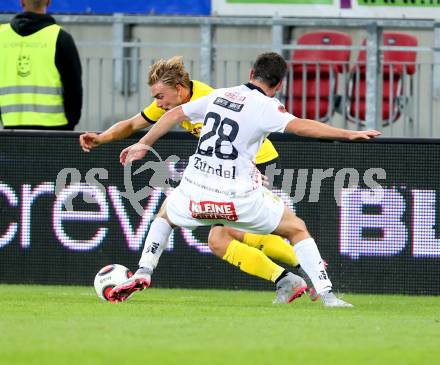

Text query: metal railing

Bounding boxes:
[77,52,439,137]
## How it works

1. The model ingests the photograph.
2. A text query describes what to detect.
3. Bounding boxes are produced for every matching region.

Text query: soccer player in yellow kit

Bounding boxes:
[80,56,318,300]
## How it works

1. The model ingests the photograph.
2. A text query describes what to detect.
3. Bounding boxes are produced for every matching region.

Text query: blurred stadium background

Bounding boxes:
[1,1,440,293]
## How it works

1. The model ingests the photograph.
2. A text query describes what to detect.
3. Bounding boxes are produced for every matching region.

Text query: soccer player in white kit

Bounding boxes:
[111,52,380,306]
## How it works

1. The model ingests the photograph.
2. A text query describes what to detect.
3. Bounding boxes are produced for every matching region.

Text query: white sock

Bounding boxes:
[138,217,173,272]
[294,237,332,294]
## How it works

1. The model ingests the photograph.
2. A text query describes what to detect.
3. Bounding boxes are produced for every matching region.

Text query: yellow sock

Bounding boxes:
[242,233,300,267]
[223,240,285,282]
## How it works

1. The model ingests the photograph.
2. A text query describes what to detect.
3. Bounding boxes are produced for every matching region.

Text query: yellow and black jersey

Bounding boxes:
[141,80,211,138]
[140,79,278,164]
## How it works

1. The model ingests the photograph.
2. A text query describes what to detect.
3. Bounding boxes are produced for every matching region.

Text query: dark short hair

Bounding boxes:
[252,52,287,88]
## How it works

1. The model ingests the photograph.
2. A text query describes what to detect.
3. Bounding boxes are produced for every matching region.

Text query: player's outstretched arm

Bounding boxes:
[120,106,188,166]
[79,113,150,152]
[138,106,187,146]
[285,118,381,140]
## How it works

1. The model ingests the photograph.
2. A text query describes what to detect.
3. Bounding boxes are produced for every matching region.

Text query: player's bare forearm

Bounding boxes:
[286,118,350,139]
[138,106,187,146]
[100,113,150,144]
[120,107,189,166]
[285,118,381,140]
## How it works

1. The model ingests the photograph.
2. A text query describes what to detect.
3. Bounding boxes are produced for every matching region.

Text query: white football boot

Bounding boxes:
[108,267,152,302]
[321,290,353,308]
[273,272,307,304]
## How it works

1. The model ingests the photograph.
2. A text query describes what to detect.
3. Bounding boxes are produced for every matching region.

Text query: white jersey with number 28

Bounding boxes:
[180,83,295,195]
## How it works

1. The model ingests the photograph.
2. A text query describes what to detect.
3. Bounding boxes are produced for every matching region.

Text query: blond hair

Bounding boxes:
[147,56,191,89]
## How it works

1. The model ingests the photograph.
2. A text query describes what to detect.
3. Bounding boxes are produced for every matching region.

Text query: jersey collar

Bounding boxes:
[244,82,267,96]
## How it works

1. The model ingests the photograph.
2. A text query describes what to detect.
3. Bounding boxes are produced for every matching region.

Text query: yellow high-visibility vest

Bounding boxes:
[0,23,68,127]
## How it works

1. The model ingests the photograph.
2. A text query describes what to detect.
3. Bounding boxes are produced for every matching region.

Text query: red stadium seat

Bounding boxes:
[285,31,352,122]
[348,32,418,126]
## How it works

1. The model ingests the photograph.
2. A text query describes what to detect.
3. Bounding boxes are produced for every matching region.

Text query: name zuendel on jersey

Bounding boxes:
[193,156,236,179]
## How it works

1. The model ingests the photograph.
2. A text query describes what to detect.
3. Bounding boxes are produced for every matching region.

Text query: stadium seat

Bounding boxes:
[285,31,352,122]
[347,32,418,126]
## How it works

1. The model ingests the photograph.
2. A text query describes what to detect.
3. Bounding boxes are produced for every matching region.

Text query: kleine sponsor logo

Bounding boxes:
[189,200,238,221]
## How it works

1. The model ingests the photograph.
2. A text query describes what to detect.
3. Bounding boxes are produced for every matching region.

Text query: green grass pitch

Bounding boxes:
[1,285,439,365]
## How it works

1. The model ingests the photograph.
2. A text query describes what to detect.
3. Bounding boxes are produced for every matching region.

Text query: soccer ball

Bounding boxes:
[94,264,133,301]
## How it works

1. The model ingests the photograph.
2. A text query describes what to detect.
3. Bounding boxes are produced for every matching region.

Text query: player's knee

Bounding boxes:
[157,202,167,217]
[287,217,309,243]
[153,202,177,228]
[208,228,230,257]
[293,217,308,234]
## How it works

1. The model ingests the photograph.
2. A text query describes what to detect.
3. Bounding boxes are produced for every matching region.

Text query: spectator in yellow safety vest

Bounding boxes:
[0,0,82,130]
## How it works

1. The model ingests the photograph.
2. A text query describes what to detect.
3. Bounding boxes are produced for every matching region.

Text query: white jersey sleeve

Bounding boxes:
[181,95,211,122]
[260,99,296,134]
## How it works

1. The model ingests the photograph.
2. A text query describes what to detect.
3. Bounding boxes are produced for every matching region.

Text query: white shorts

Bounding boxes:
[166,183,285,234]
